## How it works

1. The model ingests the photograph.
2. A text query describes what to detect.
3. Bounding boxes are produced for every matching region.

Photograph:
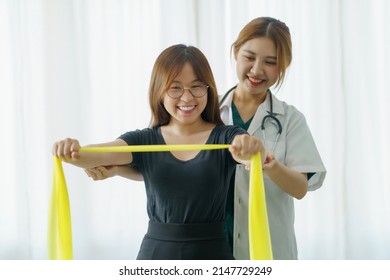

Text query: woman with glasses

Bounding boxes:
[86,17,327,260]
[52,44,265,260]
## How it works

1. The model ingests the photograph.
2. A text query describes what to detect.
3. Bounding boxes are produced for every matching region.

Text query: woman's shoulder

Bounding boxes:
[119,127,155,136]
[210,124,247,143]
[213,124,246,133]
[273,95,307,121]
[117,127,160,145]
[272,96,313,134]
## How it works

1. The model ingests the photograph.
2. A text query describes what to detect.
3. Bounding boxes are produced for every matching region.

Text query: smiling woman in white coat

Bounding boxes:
[220,17,326,260]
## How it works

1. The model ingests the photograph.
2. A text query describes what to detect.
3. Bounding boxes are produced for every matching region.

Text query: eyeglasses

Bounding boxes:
[166,84,209,99]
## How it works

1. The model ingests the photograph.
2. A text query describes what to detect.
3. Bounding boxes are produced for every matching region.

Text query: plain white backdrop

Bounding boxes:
[1,0,389,260]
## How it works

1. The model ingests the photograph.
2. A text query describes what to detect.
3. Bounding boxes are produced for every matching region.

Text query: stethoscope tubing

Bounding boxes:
[221,86,282,153]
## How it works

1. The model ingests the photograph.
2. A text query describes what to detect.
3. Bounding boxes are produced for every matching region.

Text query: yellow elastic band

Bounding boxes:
[249,152,273,260]
[48,156,73,260]
[79,144,231,153]
[48,144,272,260]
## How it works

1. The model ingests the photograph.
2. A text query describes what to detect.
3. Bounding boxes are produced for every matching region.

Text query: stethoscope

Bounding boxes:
[220,86,282,153]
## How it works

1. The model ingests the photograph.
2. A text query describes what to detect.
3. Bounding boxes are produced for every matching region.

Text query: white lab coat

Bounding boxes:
[220,89,326,259]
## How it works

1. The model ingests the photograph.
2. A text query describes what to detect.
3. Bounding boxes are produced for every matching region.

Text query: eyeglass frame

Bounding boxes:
[166,84,209,99]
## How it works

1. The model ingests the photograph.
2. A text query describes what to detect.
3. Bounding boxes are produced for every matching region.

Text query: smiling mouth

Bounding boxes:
[177,105,196,111]
[248,76,266,85]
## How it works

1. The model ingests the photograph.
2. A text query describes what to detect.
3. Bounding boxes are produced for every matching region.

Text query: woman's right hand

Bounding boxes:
[84,166,118,181]
[52,138,81,162]
[85,165,144,181]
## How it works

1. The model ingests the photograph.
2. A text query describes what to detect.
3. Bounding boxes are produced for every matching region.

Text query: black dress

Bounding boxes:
[118,125,246,259]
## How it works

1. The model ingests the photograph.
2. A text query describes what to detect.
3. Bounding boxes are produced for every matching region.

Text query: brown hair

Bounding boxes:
[232,17,292,89]
[148,44,223,127]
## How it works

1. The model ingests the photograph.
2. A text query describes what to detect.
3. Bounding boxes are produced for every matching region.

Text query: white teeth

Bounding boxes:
[249,77,263,83]
[178,106,195,111]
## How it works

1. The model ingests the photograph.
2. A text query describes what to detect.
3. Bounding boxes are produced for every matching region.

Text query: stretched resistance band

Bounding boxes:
[48,144,273,260]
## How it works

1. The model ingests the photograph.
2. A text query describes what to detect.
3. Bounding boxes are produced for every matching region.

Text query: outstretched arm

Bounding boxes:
[52,138,133,169]
[85,135,264,183]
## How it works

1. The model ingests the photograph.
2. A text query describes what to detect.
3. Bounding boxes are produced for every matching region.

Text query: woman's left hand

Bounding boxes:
[229,134,265,162]
[263,151,276,170]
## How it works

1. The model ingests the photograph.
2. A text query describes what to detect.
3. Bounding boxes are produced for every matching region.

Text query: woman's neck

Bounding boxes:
[232,87,268,123]
[234,86,268,106]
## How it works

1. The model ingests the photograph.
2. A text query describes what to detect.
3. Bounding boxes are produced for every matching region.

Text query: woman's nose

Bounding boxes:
[250,61,264,75]
[180,88,194,101]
